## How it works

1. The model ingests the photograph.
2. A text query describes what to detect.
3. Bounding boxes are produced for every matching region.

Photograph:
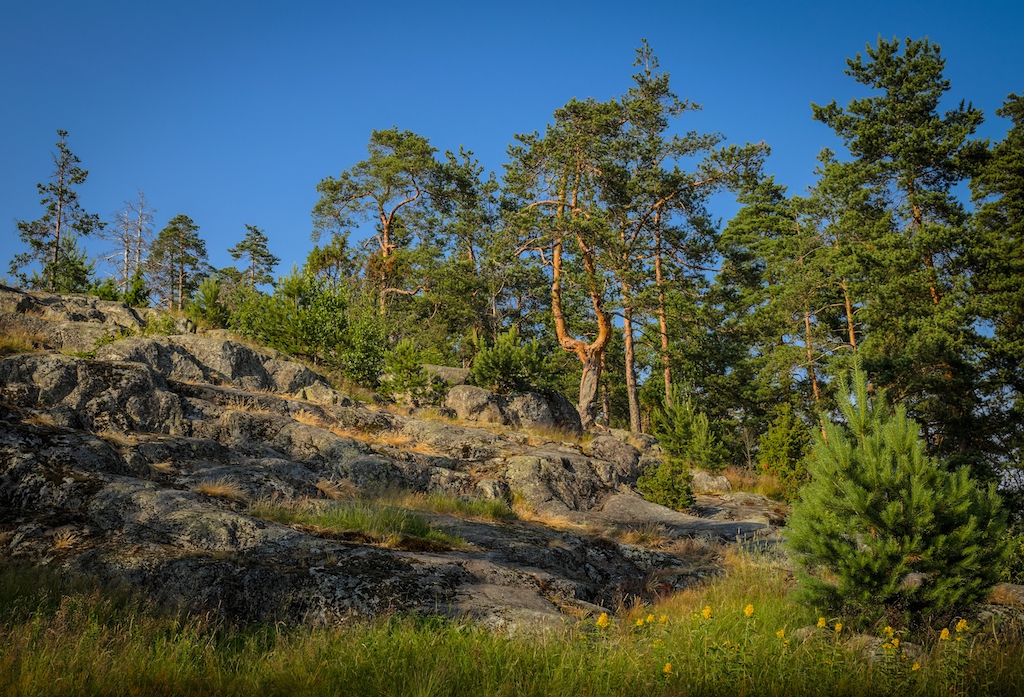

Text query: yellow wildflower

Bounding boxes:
[646,614,655,623]
[834,622,842,633]
[652,638,664,648]
[892,637,899,648]
[883,626,894,637]
[659,615,668,624]
[817,617,827,628]
[912,662,921,671]
[940,628,950,641]
[744,604,754,617]
[636,618,645,627]
[955,619,969,633]
[776,628,785,638]
[701,606,713,620]
[596,612,610,628]
[663,662,673,677]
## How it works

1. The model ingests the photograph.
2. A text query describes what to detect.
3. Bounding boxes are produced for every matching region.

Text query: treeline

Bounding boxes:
[8,38,1023,494]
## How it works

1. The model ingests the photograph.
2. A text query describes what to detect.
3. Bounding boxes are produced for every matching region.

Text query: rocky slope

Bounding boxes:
[0,284,777,631]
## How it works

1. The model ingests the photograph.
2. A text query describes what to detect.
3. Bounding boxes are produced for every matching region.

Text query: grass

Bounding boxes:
[193,478,248,502]
[397,491,517,522]
[723,465,788,500]
[2,552,1023,696]
[0,329,46,357]
[248,498,467,550]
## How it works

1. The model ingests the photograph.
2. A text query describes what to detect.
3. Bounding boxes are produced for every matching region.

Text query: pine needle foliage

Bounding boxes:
[639,393,727,510]
[469,327,551,395]
[787,363,1008,628]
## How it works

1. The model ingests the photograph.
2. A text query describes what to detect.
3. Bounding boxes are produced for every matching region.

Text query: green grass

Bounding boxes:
[248,498,467,549]
[2,553,1023,696]
[402,491,517,522]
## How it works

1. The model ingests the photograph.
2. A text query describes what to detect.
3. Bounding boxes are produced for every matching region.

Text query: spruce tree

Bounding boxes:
[787,363,1007,627]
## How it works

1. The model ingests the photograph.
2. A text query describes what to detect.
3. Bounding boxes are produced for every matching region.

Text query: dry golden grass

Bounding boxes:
[988,584,1024,608]
[23,412,55,427]
[225,396,272,415]
[147,461,175,475]
[0,329,47,357]
[724,465,786,500]
[52,529,80,549]
[610,522,671,548]
[98,429,139,447]
[375,432,415,448]
[316,479,358,501]
[293,408,328,429]
[193,478,247,502]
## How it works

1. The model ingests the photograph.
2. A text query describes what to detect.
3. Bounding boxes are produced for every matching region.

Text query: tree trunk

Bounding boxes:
[622,299,642,434]
[804,308,820,404]
[654,225,672,407]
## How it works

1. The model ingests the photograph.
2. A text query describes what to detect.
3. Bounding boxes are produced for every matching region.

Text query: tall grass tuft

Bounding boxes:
[249,498,467,549]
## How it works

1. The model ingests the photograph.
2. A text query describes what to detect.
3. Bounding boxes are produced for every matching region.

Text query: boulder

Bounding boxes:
[445,385,505,424]
[444,384,582,436]
[583,435,641,481]
[690,470,732,494]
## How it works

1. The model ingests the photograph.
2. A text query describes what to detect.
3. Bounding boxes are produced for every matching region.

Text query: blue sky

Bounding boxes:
[1,0,1021,282]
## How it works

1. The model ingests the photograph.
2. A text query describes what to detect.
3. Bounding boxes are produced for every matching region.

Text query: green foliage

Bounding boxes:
[337,304,386,387]
[28,231,95,293]
[187,278,228,328]
[469,327,552,395]
[758,402,812,493]
[1000,527,1024,585]
[653,393,728,475]
[379,338,436,405]
[142,311,178,336]
[147,214,208,310]
[89,277,120,301]
[120,269,151,307]
[787,364,1008,627]
[228,224,279,287]
[637,456,694,511]
[640,393,727,510]
[10,130,105,291]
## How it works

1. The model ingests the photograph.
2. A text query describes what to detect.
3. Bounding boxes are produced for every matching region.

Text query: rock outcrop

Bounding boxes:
[0,287,776,630]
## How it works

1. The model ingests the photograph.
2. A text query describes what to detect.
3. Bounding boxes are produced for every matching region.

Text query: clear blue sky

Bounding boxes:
[2,0,1021,282]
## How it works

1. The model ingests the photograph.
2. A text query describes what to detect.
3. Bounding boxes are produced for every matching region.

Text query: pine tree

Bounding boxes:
[228,224,279,287]
[970,92,1024,471]
[147,214,208,310]
[811,36,988,461]
[787,363,1007,627]
[11,130,105,291]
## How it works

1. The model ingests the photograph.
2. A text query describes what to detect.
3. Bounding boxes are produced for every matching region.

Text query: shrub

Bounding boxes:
[786,364,1008,628]
[758,402,812,495]
[653,393,727,475]
[637,457,694,510]
[380,338,433,405]
[469,327,552,395]
[186,278,228,328]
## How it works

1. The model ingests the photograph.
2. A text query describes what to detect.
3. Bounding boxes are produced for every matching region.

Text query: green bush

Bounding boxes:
[380,338,437,406]
[787,364,1008,628]
[652,393,727,475]
[187,278,228,328]
[758,402,812,494]
[469,327,552,395]
[637,456,694,510]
